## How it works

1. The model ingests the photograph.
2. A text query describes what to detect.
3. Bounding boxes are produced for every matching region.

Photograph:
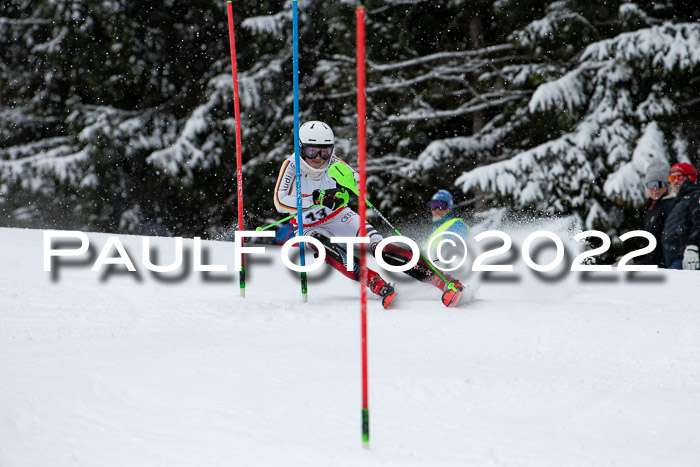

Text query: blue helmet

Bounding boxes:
[430,189,454,211]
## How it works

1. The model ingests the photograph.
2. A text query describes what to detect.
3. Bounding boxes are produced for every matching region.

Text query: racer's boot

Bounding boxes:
[368,275,397,309]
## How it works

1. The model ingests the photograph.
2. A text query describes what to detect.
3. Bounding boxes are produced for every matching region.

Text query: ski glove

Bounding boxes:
[312,187,349,211]
[682,245,699,270]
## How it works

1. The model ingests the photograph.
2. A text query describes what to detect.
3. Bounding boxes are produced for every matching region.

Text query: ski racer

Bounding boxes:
[273,120,466,308]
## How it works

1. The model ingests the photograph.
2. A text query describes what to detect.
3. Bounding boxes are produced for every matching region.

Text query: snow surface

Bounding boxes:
[2,227,700,467]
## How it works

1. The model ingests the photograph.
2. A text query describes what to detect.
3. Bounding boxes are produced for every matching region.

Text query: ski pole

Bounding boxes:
[255,204,323,232]
[255,215,295,232]
[328,163,404,236]
[328,163,459,291]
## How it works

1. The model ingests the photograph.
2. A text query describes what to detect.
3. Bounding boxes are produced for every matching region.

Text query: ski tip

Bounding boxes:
[442,283,479,308]
[441,288,462,308]
[381,292,398,309]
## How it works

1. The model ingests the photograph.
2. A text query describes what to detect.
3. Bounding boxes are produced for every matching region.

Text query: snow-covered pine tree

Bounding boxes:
[410,1,700,244]
[1,0,239,233]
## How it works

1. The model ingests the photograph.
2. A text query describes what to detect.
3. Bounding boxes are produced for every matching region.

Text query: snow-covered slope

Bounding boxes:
[1,227,699,467]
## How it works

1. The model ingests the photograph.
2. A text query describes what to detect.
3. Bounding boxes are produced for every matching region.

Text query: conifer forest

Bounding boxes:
[1,1,699,250]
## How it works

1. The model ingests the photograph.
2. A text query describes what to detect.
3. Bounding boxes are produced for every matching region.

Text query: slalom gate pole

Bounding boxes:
[226,0,246,297]
[356,2,370,448]
[292,0,308,302]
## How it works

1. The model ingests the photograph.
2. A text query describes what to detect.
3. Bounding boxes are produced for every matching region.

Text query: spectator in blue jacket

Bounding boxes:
[424,190,470,252]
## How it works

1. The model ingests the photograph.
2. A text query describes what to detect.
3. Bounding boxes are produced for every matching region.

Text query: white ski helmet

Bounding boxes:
[299,121,334,159]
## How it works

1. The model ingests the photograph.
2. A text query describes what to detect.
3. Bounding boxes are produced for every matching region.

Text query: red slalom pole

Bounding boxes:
[356,2,369,448]
[226,1,246,297]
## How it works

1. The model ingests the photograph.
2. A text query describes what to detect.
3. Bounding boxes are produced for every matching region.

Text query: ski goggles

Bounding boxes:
[646,181,667,189]
[302,145,333,160]
[430,200,449,210]
[668,174,687,182]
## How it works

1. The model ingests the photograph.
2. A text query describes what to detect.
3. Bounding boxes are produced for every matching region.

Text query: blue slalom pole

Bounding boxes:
[292,0,308,302]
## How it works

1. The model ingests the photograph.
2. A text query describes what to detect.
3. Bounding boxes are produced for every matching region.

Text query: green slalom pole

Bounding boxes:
[328,162,459,292]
